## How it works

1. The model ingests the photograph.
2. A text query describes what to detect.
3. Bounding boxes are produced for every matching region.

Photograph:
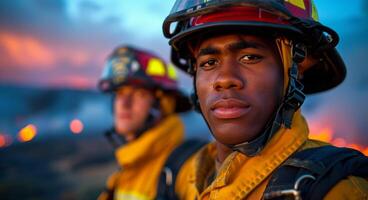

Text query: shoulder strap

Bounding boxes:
[264,145,368,200]
[156,139,207,200]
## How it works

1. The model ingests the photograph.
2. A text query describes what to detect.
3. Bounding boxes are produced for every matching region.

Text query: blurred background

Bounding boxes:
[0,0,367,199]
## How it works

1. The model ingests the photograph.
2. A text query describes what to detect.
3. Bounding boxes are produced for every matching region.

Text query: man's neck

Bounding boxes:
[216,141,233,163]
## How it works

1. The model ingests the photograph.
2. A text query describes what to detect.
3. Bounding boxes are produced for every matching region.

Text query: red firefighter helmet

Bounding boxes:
[163,0,346,94]
[98,45,191,112]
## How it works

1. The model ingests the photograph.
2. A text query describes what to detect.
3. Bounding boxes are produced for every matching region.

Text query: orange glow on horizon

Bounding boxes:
[331,138,347,147]
[309,126,368,156]
[309,127,333,142]
[363,148,368,156]
[70,119,84,134]
[18,124,37,142]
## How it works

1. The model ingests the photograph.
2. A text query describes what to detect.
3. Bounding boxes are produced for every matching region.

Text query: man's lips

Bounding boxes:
[117,113,131,119]
[210,99,251,119]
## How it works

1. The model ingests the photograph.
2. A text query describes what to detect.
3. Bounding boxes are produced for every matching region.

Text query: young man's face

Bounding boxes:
[114,86,155,139]
[193,34,284,145]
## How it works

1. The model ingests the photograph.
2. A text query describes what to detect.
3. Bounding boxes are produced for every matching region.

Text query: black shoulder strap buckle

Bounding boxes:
[156,139,207,200]
[263,146,368,200]
[263,174,316,200]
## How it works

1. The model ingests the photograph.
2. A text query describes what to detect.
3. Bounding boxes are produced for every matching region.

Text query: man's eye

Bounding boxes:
[199,59,218,70]
[240,55,262,64]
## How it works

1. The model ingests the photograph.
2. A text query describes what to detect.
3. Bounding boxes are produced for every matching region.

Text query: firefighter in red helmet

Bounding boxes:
[97,46,206,200]
[163,0,368,199]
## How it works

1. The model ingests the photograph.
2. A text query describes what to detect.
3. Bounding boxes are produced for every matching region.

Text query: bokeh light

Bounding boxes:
[18,124,37,142]
[0,133,7,148]
[70,119,84,134]
[3,134,13,147]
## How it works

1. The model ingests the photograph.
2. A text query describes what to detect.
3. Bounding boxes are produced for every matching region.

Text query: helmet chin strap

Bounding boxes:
[191,43,306,157]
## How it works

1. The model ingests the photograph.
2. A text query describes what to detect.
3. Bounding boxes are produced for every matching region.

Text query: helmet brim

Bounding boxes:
[301,48,346,94]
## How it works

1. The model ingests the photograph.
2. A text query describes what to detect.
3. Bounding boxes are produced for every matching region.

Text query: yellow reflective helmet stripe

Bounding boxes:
[285,0,306,10]
[168,64,178,80]
[311,1,319,21]
[146,58,166,76]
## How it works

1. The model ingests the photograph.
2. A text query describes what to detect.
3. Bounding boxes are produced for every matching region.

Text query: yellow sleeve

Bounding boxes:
[324,176,368,200]
[97,171,120,200]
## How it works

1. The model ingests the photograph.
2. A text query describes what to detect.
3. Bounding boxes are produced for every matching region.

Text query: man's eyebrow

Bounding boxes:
[196,40,267,57]
[197,47,221,57]
[228,40,266,51]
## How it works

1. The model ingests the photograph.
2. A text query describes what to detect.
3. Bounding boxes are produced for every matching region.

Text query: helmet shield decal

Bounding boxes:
[98,46,193,112]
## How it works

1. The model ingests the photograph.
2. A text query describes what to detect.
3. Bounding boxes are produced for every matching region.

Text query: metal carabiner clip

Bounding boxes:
[263,174,316,200]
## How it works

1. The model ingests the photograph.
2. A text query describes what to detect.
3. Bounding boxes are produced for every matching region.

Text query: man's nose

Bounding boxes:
[213,61,244,91]
[117,95,133,108]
